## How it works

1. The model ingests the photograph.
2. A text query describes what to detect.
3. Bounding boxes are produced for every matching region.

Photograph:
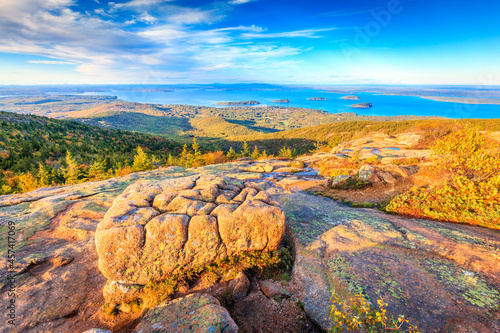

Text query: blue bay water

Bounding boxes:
[84,88,500,119]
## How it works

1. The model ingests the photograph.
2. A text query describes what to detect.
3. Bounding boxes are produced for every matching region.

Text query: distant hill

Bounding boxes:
[190,116,263,138]
[232,118,500,154]
[76,111,192,138]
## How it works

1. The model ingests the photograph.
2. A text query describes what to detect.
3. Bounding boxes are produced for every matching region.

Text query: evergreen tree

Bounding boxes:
[181,144,190,165]
[261,150,268,159]
[191,138,202,166]
[37,163,51,187]
[192,138,201,157]
[227,147,238,160]
[167,154,176,166]
[132,146,153,172]
[279,147,293,159]
[64,151,80,184]
[88,161,107,180]
[251,145,261,160]
[241,141,250,157]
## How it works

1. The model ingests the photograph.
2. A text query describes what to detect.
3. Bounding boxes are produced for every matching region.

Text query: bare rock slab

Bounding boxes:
[277,192,500,332]
[133,293,238,333]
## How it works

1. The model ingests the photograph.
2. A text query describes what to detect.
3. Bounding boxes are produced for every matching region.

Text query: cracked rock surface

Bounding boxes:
[95,175,286,291]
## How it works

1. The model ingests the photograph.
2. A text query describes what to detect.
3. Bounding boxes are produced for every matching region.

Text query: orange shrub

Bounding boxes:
[387,126,500,230]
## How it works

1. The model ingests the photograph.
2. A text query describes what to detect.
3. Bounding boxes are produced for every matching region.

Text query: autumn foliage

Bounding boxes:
[386,126,500,229]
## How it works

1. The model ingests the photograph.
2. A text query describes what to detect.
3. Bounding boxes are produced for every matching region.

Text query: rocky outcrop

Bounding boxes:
[95,175,286,301]
[133,293,238,333]
[358,165,381,183]
[279,192,500,332]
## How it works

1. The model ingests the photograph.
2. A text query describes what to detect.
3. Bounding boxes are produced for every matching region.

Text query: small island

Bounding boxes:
[308,97,328,101]
[273,99,290,103]
[342,95,360,100]
[351,102,373,109]
[216,100,261,106]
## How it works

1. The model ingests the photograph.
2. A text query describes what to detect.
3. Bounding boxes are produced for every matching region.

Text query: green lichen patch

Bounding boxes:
[419,257,500,310]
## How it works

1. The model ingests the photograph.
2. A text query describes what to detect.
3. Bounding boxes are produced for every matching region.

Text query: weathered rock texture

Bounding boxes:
[95,175,286,297]
[280,192,500,332]
[133,293,238,333]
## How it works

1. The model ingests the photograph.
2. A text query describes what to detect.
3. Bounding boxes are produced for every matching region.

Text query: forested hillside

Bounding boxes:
[0,111,183,193]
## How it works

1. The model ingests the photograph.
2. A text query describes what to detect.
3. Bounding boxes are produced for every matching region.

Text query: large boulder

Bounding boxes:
[358,165,381,183]
[133,293,238,333]
[95,175,286,301]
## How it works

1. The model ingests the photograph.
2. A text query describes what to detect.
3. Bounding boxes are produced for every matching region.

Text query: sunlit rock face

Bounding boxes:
[95,175,286,289]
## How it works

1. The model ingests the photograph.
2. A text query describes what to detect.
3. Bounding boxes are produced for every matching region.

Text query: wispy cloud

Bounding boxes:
[0,0,317,82]
[229,0,255,4]
[110,0,173,10]
[242,28,337,39]
[28,60,77,65]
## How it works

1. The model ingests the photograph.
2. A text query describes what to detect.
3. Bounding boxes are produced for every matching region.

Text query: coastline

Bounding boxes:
[420,96,500,105]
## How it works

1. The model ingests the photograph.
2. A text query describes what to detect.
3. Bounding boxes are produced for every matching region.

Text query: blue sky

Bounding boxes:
[0,0,499,85]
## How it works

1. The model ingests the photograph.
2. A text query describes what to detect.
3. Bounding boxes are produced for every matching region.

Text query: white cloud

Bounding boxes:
[111,0,172,10]
[242,28,337,39]
[28,60,77,65]
[0,0,316,83]
[229,0,255,4]
[138,12,158,24]
[167,8,216,25]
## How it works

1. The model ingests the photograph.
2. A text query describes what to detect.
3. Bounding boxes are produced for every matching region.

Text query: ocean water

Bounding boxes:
[84,88,500,119]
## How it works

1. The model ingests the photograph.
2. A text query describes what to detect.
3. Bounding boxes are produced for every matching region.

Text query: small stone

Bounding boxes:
[132,293,238,333]
[228,272,250,300]
[258,280,291,299]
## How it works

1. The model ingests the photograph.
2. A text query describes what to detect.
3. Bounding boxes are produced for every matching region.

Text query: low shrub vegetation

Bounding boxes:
[136,247,293,311]
[386,126,500,230]
[329,291,420,333]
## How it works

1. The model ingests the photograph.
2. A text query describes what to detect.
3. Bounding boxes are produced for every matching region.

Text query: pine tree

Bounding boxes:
[192,138,201,157]
[241,141,250,157]
[251,145,261,160]
[132,146,153,172]
[64,151,80,184]
[191,138,202,166]
[88,161,107,180]
[227,147,238,160]
[38,163,51,187]
[261,150,268,159]
[279,147,292,159]
[167,154,176,166]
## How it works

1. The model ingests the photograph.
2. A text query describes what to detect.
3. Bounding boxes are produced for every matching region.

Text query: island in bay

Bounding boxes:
[342,95,361,100]
[216,100,261,106]
[351,102,373,109]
